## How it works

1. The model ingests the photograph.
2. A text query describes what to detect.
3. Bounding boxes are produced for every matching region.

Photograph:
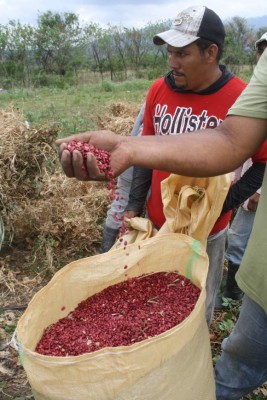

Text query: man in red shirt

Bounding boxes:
[121,6,267,324]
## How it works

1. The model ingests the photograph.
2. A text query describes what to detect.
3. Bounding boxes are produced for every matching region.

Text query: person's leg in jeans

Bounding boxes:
[223,208,255,299]
[99,168,134,253]
[225,207,255,265]
[206,228,228,325]
[99,104,145,253]
[215,295,267,400]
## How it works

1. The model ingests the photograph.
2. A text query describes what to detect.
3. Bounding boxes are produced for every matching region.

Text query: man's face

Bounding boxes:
[256,41,267,62]
[167,43,213,91]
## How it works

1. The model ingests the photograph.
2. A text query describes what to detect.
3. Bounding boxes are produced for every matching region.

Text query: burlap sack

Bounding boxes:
[113,172,232,249]
[16,233,215,400]
[161,173,232,246]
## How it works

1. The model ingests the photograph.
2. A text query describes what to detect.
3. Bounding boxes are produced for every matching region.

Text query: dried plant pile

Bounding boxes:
[0,256,44,308]
[0,104,141,269]
[97,101,141,136]
[0,106,59,247]
[7,174,110,270]
[0,108,58,204]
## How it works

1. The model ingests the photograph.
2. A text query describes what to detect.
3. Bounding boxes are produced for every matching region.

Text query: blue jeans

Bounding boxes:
[105,168,134,230]
[215,295,267,399]
[225,207,256,265]
[105,104,145,231]
[206,228,228,325]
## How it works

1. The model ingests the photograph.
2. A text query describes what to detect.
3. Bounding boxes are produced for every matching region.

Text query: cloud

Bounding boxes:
[0,0,266,28]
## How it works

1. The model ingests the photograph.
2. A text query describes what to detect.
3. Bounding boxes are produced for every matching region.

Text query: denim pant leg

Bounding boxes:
[206,228,228,325]
[215,295,267,400]
[105,167,134,230]
[105,103,144,230]
[225,208,256,265]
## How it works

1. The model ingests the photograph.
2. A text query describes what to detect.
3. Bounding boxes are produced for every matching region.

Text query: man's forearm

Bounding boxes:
[125,116,266,177]
[125,167,152,214]
[221,163,266,213]
[56,115,267,181]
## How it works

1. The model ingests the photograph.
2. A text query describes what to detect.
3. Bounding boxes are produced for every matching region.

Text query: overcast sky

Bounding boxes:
[0,0,266,28]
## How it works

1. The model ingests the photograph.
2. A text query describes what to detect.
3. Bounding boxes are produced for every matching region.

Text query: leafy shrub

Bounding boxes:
[101,80,115,92]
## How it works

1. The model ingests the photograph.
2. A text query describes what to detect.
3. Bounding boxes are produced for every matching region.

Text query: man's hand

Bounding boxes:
[123,210,140,220]
[120,210,140,233]
[56,130,131,181]
[247,192,260,212]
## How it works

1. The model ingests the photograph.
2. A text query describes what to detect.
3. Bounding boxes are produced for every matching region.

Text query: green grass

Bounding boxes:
[0,66,252,139]
[0,79,151,138]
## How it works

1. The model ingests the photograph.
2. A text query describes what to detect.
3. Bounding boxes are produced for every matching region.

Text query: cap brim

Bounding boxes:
[153,29,199,48]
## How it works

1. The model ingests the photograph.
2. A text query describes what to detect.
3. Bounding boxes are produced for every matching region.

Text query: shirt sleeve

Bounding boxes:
[251,139,267,163]
[228,48,267,120]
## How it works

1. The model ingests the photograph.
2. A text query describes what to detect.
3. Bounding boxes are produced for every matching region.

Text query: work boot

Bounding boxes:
[98,226,119,254]
[223,261,243,300]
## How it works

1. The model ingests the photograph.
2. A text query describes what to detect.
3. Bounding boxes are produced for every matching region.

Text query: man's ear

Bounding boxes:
[206,43,219,62]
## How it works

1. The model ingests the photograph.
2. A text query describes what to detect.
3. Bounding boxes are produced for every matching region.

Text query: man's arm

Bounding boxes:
[246,192,260,212]
[122,103,151,216]
[57,115,267,179]
[221,163,266,214]
[124,166,152,216]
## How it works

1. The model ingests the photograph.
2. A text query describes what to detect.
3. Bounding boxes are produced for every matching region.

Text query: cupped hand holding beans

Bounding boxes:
[56,130,132,181]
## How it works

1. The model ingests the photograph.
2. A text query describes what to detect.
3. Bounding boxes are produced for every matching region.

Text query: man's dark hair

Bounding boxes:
[256,41,267,56]
[195,38,224,62]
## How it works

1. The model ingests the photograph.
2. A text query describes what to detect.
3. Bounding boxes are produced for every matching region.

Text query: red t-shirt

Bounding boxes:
[141,75,263,234]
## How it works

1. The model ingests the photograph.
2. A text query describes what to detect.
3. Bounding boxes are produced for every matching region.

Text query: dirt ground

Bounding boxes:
[0,247,41,399]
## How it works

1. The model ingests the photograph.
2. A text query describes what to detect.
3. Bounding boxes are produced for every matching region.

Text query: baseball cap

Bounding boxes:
[153,5,225,48]
[255,32,267,49]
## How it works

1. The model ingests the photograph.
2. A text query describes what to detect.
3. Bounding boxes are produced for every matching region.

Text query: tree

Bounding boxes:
[223,16,254,74]
[109,25,129,80]
[34,11,83,76]
[83,23,109,80]
[142,20,170,77]
[0,21,34,86]
[122,27,146,72]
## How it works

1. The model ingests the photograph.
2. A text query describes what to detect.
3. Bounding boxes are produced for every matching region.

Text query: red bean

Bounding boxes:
[36,272,200,356]
[66,140,114,179]
[66,141,134,234]
[66,140,118,201]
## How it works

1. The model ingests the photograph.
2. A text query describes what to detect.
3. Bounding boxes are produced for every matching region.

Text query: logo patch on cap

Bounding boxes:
[173,12,194,27]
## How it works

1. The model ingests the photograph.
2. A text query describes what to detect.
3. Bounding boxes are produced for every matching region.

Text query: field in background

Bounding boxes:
[0,78,151,138]
[0,64,254,138]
